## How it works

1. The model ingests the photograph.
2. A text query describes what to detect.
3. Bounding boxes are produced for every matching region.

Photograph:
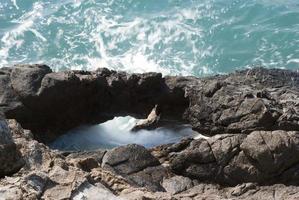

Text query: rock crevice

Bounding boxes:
[1,65,299,199]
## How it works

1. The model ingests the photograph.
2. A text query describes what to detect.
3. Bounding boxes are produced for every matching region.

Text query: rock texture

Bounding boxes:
[131,105,161,131]
[1,65,298,142]
[1,65,299,199]
[152,130,299,186]
[0,117,23,178]
[2,120,299,200]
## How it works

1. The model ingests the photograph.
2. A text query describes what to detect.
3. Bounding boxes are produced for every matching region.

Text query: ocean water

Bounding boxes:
[1,0,299,76]
[50,116,197,150]
[1,0,299,149]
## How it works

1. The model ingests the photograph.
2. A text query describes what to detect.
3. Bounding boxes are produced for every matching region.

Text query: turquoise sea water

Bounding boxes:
[1,0,299,149]
[1,0,299,76]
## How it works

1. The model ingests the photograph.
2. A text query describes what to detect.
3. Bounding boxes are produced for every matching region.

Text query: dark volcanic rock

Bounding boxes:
[102,144,160,175]
[0,65,188,142]
[158,130,299,186]
[183,68,299,135]
[102,144,168,191]
[1,65,299,199]
[1,65,298,142]
[0,118,23,177]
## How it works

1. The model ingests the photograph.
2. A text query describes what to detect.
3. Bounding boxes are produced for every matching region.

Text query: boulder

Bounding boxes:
[162,175,193,194]
[0,118,23,177]
[102,144,170,191]
[102,144,160,175]
[240,130,299,175]
[159,130,299,185]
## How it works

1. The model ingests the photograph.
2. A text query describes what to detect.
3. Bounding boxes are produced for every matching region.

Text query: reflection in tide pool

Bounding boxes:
[50,116,198,151]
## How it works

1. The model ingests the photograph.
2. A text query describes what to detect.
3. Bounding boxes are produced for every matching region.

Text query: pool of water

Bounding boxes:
[50,116,198,151]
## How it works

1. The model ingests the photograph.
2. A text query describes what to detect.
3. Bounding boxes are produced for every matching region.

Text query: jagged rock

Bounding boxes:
[128,165,169,192]
[102,144,160,175]
[0,118,23,177]
[240,130,299,175]
[162,175,193,194]
[66,150,106,172]
[1,65,298,142]
[10,64,52,98]
[8,119,67,172]
[131,104,161,131]
[0,121,121,200]
[1,113,299,200]
[1,65,299,199]
[72,182,121,200]
[102,144,169,191]
[156,130,299,186]
[89,167,133,194]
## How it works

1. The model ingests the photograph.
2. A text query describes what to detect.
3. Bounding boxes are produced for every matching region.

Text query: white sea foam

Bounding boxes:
[0,2,44,66]
[287,59,299,64]
[50,116,197,151]
[11,0,19,9]
[2,0,298,150]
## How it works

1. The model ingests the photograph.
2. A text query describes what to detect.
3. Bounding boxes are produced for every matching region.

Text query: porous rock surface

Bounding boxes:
[2,120,299,200]
[1,65,298,142]
[0,116,23,178]
[152,130,299,186]
[0,65,299,199]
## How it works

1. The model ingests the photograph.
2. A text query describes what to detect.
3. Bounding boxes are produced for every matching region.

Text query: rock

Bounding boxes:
[0,118,23,177]
[128,165,169,192]
[102,144,160,175]
[160,130,299,186]
[240,130,299,175]
[162,175,193,194]
[66,150,106,172]
[184,68,299,135]
[1,65,299,199]
[131,104,161,131]
[2,65,298,142]
[0,185,23,200]
[102,144,169,191]
[24,172,50,198]
[89,167,133,194]
[10,64,52,98]
[229,183,257,197]
[72,182,121,200]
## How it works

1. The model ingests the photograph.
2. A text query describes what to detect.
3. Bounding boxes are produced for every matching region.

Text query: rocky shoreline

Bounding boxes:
[0,65,299,199]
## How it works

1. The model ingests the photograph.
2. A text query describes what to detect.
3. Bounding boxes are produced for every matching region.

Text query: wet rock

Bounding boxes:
[131,104,161,131]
